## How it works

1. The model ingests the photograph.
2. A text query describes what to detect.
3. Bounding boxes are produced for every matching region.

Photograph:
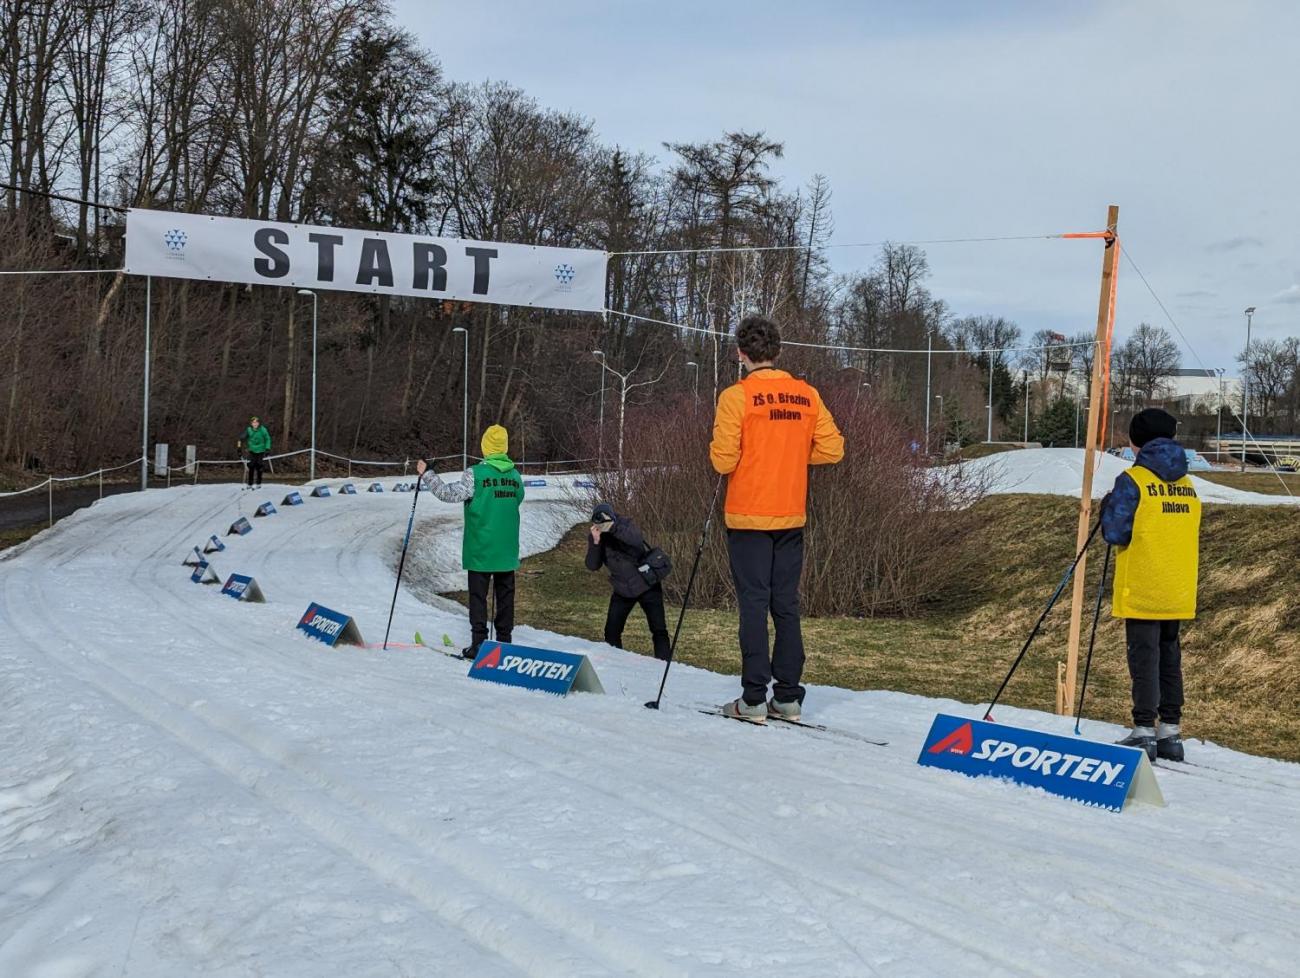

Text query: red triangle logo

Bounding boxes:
[928,722,974,755]
[474,644,502,670]
[299,605,317,625]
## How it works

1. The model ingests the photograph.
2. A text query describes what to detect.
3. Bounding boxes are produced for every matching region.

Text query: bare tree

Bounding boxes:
[1124,322,1181,404]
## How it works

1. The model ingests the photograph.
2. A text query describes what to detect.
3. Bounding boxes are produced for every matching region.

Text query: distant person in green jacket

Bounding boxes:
[416,424,524,659]
[238,416,272,489]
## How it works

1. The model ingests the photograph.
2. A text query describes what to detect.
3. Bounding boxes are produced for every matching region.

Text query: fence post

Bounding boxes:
[48,476,53,527]
[193,459,200,486]
[348,457,352,479]
[99,468,103,500]
[404,458,409,476]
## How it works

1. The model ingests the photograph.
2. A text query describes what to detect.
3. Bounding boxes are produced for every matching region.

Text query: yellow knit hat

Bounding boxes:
[481,424,509,457]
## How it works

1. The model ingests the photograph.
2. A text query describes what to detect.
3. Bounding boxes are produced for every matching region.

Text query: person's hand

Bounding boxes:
[590,524,603,544]
[416,459,428,476]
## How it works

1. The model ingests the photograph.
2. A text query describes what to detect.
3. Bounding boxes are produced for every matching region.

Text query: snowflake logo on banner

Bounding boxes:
[163,229,188,255]
[554,263,576,287]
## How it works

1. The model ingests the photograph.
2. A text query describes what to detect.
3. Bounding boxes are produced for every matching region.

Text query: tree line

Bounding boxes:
[2,0,1292,476]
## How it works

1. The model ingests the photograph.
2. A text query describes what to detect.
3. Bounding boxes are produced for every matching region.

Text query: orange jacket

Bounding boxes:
[710,368,844,530]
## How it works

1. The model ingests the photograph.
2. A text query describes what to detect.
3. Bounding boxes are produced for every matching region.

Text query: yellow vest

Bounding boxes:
[1112,464,1201,620]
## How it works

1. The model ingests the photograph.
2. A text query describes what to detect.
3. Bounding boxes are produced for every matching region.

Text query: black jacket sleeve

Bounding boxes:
[585,534,605,572]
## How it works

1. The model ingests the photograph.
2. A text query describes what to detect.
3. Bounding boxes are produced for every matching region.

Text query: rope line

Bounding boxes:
[1121,247,1294,498]
[606,308,1096,357]
[0,267,124,276]
[609,232,1088,258]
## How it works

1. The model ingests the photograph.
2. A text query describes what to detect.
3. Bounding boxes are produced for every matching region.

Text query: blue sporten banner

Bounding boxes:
[282,491,304,506]
[221,573,265,602]
[467,642,604,696]
[296,601,364,647]
[227,516,252,536]
[917,714,1164,812]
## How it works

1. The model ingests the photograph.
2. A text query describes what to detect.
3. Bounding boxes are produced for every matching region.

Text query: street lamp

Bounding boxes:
[592,350,605,469]
[1216,367,1226,461]
[924,326,934,453]
[685,361,699,402]
[1023,369,1030,443]
[296,289,318,481]
[1241,306,1255,470]
[1074,397,1089,449]
[986,359,995,443]
[452,327,468,471]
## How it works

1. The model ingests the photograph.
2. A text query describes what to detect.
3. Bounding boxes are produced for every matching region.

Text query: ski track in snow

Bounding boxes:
[2,482,1299,976]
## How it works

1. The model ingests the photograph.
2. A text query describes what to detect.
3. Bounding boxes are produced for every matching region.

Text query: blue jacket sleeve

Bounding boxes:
[1101,472,1139,547]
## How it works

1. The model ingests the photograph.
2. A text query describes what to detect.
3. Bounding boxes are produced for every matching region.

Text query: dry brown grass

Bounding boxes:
[473,494,1300,761]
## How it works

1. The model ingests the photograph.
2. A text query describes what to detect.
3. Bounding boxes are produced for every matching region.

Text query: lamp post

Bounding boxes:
[924,327,934,453]
[1241,306,1255,470]
[593,350,606,469]
[1074,397,1088,449]
[685,361,699,402]
[986,358,995,443]
[1216,367,1226,461]
[1023,370,1030,443]
[296,289,318,481]
[452,326,468,470]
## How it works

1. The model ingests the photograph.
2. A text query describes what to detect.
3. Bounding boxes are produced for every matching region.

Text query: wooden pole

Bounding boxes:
[1059,204,1120,715]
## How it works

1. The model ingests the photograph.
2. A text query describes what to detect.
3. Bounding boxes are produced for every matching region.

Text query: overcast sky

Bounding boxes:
[396,0,1298,375]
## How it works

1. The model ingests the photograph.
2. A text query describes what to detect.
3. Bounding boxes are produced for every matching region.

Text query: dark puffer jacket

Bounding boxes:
[585,515,653,599]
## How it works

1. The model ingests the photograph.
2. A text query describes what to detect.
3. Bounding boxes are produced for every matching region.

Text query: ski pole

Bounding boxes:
[1074,543,1112,734]
[645,472,726,710]
[382,461,425,651]
[984,515,1103,720]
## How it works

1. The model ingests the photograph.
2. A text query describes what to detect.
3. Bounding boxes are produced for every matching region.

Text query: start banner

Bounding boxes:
[125,209,607,314]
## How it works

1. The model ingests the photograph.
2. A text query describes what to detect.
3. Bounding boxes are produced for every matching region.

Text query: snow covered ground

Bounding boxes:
[965,447,1300,505]
[2,480,1299,976]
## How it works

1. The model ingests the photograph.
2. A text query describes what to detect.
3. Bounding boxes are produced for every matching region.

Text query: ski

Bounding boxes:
[414,631,472,661]
[767,714,889,746]
[697,706,888,746]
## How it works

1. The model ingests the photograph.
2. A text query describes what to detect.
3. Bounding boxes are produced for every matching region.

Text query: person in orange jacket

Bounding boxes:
[710,315,844,722]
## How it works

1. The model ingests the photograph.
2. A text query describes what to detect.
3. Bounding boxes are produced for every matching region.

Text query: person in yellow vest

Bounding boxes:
[1100,408,1201,762]
[709,315,844,723]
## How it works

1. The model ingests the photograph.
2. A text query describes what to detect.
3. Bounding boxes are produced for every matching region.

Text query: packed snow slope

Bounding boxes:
[965,447,1300,505]
[2,481,1299,977]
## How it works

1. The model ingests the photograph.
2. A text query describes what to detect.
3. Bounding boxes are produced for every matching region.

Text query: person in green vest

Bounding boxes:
[1100,408,1202,763]
[416,424,524,658]
[237,415,272,488]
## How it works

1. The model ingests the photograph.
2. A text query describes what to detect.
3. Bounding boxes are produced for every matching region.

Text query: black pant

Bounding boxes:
[605,585,672,660]
[727,527,805,705]
[468,570,515,648]
[1126,618,1184,727]
[246,452,265,487]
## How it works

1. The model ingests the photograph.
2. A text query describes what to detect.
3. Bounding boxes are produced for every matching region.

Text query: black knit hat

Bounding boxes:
[591,503,616,524]
[1129,408,1178,448]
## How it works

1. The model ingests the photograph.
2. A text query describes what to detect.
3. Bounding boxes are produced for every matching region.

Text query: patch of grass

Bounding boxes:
[456,495,1300,762]
[0,523,44,551]
[1196,471,1300,496]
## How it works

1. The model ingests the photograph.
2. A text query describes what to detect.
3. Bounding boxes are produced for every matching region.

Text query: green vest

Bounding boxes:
[463,455,523,572]
[243,425,271,453]
[1112,464,1201,620]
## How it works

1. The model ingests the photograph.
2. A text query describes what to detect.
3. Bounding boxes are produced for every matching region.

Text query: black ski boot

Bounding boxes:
[1156,723,1185,762]
[460,643,481,660]
[1116,727,1157,761]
